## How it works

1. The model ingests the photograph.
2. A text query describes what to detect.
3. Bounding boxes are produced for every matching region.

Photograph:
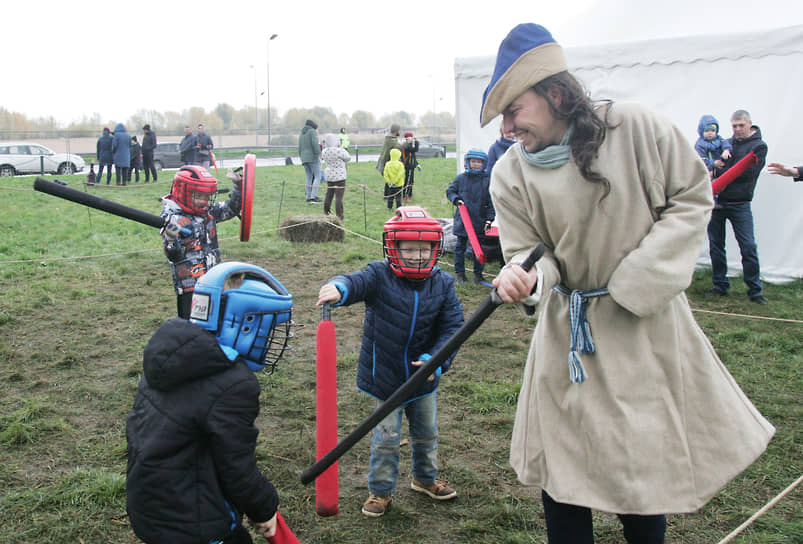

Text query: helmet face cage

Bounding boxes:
[190,263,293,374]
[383,207,444,280]
[464,148,488,174]
[170,166,218,214]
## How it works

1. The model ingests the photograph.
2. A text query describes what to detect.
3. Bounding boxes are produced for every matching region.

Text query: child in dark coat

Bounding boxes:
[695,114,732,176]
[317,207,464,518]
[126,261,293,544]
[446,149,495,284]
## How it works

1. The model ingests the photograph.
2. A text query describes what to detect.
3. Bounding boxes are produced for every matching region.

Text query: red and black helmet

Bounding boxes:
[167,165,217,214]
[383,206,444,280]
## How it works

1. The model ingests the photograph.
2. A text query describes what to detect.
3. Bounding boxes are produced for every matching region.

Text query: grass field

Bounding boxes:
[0,159,800,543]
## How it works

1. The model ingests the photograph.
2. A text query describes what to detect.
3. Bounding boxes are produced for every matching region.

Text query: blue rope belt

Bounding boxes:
[553,284,609,383]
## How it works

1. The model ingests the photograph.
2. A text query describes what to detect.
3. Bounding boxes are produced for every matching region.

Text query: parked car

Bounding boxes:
[152,142,183,171]
[0,142,86,177]
[414,140,446,159]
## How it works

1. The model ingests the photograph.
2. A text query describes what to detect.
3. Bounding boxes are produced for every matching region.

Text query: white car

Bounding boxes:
[0,142,86,176]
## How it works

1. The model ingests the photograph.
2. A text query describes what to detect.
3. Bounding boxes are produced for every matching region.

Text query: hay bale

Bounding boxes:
[279,214,344,243]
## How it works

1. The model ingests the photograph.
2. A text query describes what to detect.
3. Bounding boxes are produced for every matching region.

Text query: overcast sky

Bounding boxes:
[4,0,801,126]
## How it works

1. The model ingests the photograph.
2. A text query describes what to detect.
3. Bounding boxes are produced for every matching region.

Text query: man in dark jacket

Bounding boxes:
[96,127,113,185]
[141,124,158,182]
[126,261,293,544]
[112,123,131,185]
[179,125,197,165]
[706,109,768,304]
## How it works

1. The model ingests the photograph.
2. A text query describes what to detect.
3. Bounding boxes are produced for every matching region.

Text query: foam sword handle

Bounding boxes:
[300,243,546,485]
[34,177,189,234]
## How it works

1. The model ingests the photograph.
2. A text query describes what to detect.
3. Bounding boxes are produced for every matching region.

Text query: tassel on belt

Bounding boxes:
[553,284,609,383]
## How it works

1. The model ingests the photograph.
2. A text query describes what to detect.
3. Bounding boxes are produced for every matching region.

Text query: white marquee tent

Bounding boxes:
[454,24,803,283]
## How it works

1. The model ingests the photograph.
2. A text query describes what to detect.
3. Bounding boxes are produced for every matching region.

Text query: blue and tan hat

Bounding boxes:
[480,23,568,127]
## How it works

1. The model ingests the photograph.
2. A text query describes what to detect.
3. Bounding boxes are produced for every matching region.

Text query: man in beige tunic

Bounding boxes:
[485,23,775,543]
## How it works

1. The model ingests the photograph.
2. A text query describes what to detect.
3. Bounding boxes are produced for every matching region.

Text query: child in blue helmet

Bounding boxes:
[317,207,464,518]
[126,262,293,544]
[446,149,495,284]
[695,114,733,176]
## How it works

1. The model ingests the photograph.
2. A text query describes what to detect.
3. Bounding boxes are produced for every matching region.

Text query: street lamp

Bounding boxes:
[266,34,278,146]
[250,64,258,146]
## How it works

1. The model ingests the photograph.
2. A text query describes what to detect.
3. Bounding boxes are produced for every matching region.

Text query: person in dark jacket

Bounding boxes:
[141,124,158,182]
[401,131,419,202]
[160,165,242,318]
[96,127,114,185]
[317,207,464,518]
[179,125,197,165]
[486,126,516,178]
[694,114,732,175]
[706,109,768,304]
[128,136,142,183]
[112,122,131,185]
[446,149,495,284]
[126,261,293,544]
[196,123,214,169]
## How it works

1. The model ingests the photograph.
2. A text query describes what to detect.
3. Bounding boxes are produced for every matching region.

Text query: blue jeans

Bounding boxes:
[368,392,439,497]
[707,202,762,297]
[454,235,484,276]
[303,161,321,200]
[542,490,666,544]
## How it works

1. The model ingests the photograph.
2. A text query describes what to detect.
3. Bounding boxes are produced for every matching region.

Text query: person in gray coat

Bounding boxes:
[112,123,131,185]
[298,119,322,202]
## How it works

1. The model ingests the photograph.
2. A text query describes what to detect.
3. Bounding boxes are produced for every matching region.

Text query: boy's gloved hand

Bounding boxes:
[454,198,464,206]
[163,216,182,239]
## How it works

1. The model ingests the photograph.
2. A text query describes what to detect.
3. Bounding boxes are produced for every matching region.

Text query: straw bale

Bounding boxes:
[279,214,344,243]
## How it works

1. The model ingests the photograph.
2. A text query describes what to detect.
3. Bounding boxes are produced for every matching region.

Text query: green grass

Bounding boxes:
[0,160,800,543]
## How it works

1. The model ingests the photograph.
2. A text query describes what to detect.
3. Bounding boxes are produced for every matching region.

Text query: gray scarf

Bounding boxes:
[519,124,573,168]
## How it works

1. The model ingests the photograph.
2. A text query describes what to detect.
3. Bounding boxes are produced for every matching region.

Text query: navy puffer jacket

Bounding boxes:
[126,318,278,544]
[111,123,131,167]
[330,262,464,401]
[446,171,495,238]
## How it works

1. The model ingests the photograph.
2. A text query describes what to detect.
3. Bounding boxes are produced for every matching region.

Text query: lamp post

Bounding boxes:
[266,34,278,146]
[250,64,258,146]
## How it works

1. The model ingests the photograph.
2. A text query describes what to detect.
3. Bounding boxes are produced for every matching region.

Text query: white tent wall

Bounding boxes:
[454,25,803,283]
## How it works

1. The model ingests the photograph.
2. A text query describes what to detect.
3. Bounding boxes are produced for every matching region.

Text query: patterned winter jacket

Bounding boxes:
[160,188,241,294]
[328,261,464,401]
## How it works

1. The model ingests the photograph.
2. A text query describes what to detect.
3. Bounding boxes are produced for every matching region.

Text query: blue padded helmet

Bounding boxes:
[190,262,293,373]
[464,149,488,174]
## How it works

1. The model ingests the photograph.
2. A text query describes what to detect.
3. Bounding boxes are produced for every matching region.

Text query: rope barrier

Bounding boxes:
[717,473,803,544]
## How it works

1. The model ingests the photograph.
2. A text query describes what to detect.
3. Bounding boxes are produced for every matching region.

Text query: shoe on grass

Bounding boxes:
[362,494,392,517]
[749,295,768,305]
[704,288,728,298]
[455,272,467,285]
[411,479,457,500]
[473,273,485,284]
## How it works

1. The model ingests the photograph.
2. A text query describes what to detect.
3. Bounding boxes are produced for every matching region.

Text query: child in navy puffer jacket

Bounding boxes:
[317,207,464,518]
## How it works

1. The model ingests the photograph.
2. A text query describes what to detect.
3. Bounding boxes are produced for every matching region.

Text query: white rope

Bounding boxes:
[717,473,803,544]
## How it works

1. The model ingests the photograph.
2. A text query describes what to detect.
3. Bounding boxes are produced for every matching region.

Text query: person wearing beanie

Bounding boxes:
[141,124,158,183]
[299,119,322,202]
[694,114,732,175]
[485,23,774,543]
[401,131,419,201]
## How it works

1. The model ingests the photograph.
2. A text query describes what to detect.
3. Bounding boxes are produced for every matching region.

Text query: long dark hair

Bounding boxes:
[533,72,612,200]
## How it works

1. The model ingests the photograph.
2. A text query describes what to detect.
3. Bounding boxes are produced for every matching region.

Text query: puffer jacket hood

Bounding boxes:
[697,114,721,138]
[324,133,340,148]
[143,317,233,391]
[389,148,402,162]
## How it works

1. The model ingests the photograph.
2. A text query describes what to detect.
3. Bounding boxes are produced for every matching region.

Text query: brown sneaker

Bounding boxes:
[361,493,392,517]
[411,478,457,500]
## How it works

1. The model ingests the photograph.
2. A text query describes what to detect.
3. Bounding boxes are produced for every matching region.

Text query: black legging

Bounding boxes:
[324,179,346,219]
[542,490,666,544]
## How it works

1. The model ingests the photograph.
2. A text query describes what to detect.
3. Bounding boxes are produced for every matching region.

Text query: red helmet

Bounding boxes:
[167,165,217,214]
[383,206,444,280]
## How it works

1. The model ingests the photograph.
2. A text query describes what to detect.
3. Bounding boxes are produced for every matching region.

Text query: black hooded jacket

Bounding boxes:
[717,126,768,203]
[126,318,278,544]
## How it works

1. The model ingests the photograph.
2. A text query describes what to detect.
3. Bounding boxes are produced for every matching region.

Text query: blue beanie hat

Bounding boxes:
[480,23,568,127]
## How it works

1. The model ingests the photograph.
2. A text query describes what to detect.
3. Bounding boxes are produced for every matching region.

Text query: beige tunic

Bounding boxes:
[490,102,775,514]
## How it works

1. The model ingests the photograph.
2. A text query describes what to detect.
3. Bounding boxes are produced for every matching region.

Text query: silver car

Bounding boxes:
[0,142,86,176]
